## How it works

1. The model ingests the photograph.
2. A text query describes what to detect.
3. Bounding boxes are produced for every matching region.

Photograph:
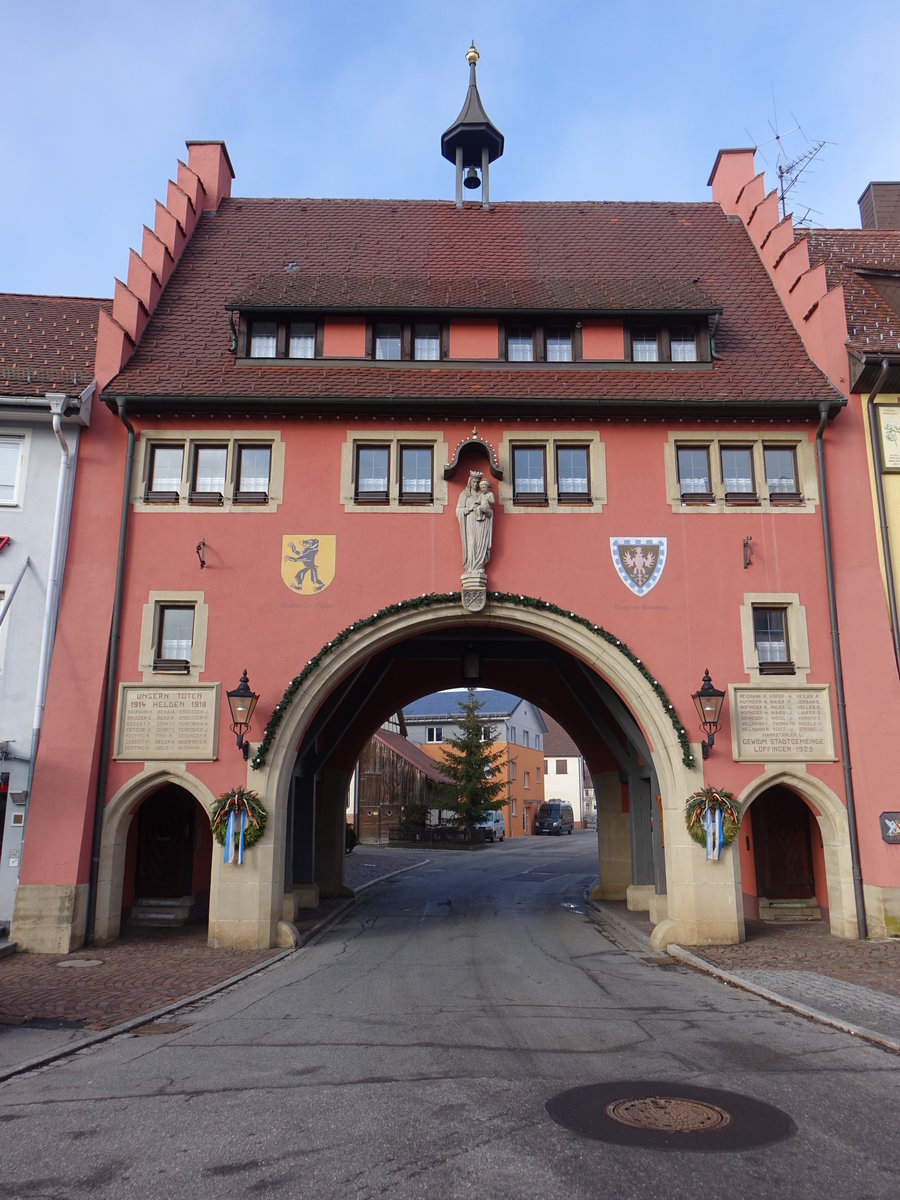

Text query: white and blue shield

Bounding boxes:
[610,537,667,597]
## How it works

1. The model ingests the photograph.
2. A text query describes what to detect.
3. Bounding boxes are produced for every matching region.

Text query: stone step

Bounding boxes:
[759,897,821,923]
[0,939,17,959]
[127,896,193,929]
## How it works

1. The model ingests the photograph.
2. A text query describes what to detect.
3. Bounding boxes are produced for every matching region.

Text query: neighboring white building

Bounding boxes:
[541,711,593,828]
[0,294,104,933]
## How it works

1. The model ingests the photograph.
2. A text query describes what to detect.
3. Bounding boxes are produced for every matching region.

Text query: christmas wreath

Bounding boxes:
[684,786,740,860]
[210,787,267,863]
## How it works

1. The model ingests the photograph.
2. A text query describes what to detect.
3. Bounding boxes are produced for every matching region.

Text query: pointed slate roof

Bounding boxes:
[441,44,504,167]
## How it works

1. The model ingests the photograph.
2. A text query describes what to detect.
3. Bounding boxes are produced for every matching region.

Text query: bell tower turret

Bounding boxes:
[441,44,504,210]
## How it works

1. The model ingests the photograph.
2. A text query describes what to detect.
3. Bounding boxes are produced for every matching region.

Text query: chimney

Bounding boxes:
[858,182,900,230]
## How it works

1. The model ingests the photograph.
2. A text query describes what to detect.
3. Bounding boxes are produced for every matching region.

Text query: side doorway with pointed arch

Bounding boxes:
[119,783,213,934]
[739,782,830,928]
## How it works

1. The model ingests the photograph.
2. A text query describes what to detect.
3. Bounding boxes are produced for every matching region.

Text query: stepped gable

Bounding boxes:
[0,293,110,396]
[805,229,900,354]
[106,197,839,408]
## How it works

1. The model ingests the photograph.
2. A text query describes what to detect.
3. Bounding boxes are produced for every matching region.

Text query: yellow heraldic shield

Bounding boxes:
[281,535,336,594]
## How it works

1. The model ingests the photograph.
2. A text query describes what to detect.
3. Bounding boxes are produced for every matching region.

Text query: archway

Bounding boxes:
[208,597,742,950]
[736,770,858,939]
[94,768,217,944]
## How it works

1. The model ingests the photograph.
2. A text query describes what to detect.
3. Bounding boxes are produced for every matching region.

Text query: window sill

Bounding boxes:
[234,491,269,505]
[152,659,191,674]
[758,662,796,675]
[145,491,180,504]
[354,495,390,505]
[557,494,592,505]
[725,493,759,505]
[680,492,715,504]
[768,493,803,506]
[513,495,549,506]
[189,492,224,506]
[399,495,434,505]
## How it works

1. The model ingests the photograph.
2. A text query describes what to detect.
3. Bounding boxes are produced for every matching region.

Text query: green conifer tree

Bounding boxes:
[437,690,508,838]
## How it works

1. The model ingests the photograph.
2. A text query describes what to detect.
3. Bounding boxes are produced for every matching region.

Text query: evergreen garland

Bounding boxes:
[249,591,696,771]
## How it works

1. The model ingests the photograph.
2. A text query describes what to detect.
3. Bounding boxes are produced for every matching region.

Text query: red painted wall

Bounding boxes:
[581,319,624,360]
[449,319,498,359]
[322,318,366,357]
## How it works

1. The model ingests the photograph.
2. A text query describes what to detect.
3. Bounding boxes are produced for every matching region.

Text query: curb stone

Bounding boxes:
[667,944,900,1055]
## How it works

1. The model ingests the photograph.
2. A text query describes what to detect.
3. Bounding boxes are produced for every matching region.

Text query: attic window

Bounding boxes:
[289,322,315,359]
[250,321,277,358]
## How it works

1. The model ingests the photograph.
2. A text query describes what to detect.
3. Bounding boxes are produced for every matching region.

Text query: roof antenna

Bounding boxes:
[746,93,832,227]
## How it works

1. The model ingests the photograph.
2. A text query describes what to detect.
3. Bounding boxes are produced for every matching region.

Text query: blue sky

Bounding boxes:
[4,0,899,298]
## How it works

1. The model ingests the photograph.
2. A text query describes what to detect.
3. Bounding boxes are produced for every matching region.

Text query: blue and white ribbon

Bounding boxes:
[224,809,235,864]
[705,805,723,861]
[238,809,246,865]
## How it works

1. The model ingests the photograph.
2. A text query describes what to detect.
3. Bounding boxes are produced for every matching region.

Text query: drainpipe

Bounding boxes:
[21,398,73,836]
[815,401,867,939]
[865,359,900,677]
[84,399,134,944]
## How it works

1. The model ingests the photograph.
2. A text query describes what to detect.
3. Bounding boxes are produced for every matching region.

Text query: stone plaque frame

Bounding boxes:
[114,683,221,761]
[876,406,900,472]
[729,684,835,763]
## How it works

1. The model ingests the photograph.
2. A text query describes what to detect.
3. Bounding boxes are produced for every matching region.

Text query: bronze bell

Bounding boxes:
[464,166,480,190]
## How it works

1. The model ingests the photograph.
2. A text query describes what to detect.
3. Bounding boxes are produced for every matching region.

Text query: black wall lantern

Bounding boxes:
[691,668,726,759]
[227,668,259,759]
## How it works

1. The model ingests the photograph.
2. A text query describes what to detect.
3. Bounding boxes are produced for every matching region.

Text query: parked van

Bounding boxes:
[474,809,506,842]
[534,800,575,836]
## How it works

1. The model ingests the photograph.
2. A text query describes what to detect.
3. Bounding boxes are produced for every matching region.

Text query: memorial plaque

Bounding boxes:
[731,685,834,762]
[877,406,900,472]
[115,684,220,761]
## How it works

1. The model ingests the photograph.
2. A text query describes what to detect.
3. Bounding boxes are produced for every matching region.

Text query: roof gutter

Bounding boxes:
[815,400,867,940]
[85,398,134,945]
[865,357,900,678]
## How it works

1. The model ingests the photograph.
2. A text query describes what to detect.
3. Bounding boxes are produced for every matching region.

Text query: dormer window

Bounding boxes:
[375,323,402,360]
[632,330,659,362]
[671,326,698,362]
[289,322,315,358]
[249,320,277,358]
[546,327,572,362]
[414,323,441,360]
[507,326,534,361]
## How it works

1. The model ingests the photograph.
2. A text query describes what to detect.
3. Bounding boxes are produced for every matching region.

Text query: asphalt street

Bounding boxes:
[0,835,896,1199]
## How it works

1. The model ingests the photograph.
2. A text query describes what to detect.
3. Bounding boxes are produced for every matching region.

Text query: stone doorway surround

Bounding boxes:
[736,769,858,940]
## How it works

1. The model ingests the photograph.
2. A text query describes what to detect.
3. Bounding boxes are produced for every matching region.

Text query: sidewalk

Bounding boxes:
[589,900,900,1053]
[0,847,428,1079]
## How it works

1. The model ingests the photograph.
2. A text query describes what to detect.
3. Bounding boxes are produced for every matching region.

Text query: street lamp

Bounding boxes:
[227,668,259,760]
[691,668,725,760]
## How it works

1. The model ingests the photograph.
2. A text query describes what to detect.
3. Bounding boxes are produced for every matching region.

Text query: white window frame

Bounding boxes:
[0,435,27,507]
[739,592,810,683]
[426,726,443,743]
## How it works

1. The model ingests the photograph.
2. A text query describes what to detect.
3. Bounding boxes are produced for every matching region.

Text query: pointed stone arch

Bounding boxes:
[94,765,217,944]
[736,769,858,939]
[207,596,743,950]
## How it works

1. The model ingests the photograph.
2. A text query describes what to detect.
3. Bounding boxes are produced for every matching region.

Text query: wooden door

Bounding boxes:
[751,787,814,899]
[135,788,195,899]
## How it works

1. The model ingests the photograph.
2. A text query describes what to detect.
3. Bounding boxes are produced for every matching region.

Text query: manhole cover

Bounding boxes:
[606,1096,730,1133]
[546,1081,795,1151]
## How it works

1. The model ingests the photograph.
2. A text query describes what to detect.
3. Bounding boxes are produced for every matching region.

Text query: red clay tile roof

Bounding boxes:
[109,199,839,411]
[541,711,583,758]
[805,229,900,356]
[374,728,451,784]
[0,293,110,397]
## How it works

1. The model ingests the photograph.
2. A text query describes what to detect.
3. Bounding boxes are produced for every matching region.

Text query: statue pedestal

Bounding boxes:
[461,570,487,612]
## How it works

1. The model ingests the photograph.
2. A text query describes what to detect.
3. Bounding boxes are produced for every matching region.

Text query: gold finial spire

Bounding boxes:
[466,42,479,65]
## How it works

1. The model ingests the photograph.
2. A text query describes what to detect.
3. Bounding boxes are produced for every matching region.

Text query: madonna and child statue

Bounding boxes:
[457,470,494,611]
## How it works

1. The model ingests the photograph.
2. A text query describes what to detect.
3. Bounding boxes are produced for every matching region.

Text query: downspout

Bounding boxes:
[21,398,73,833]
[816,401,867,939]
[865,359,900,677]
[84,399,134,944]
